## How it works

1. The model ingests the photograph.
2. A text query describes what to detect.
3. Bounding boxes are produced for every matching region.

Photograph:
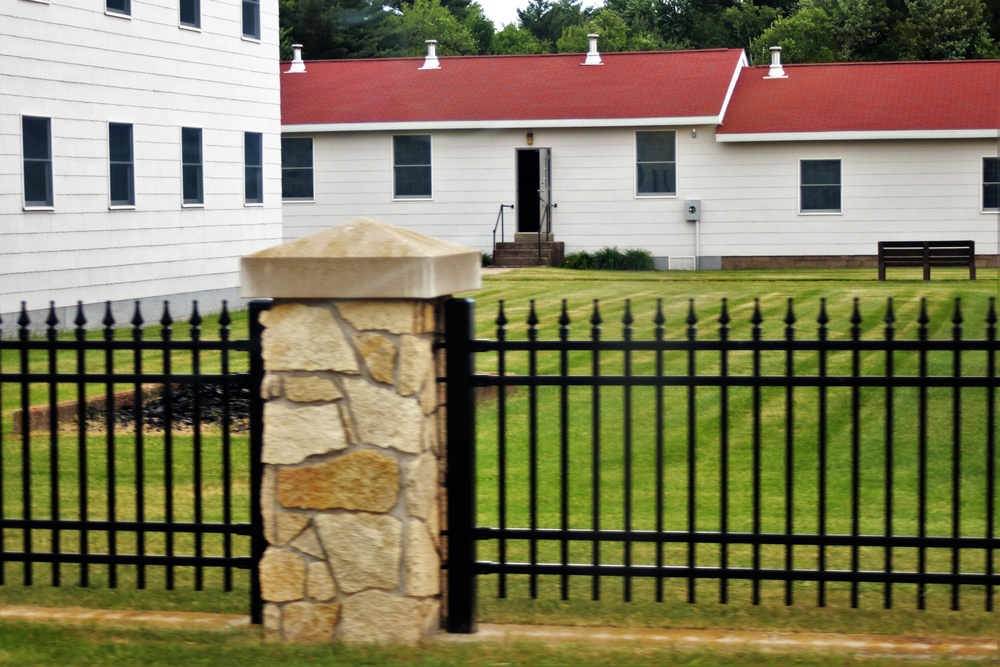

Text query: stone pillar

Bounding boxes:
[241,218,480,644]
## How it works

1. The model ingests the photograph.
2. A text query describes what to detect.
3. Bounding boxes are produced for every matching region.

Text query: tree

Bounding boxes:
[281,0,399,59]
[751,8,838,63]
[463,2,495,54]
[897,0,997,59]
[555,8,664,52]
[388,0,478,55]
[721,0,784,62]
[518,0,588,50]
[490,23,549,53]
[798,0,892,61]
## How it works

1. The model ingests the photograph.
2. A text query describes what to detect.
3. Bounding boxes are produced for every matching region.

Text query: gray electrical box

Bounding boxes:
[684,200,701,222]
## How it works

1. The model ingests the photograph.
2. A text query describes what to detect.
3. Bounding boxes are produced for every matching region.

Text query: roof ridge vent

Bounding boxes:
[581,34,603,66]
[286,44,306,74]
[765,46,786,79]
[420,40,441,70]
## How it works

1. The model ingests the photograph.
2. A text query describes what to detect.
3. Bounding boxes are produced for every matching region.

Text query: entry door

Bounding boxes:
[516,148,551,233]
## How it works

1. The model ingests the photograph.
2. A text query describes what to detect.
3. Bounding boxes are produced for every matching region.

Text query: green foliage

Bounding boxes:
[562,250,593,269]
[588,246,655,270]
[391,0,478,55]
[518,0,587,51]
[491,23,549,53]
[556,8,664,52]
[481,251,493,267]
[898,0,997,59]
[621,247,655,270]
[752,8,838,64]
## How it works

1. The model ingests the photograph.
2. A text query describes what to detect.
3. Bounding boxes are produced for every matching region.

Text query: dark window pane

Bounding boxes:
[245,132,262,166]
[636,131,675,162]
[110,164,134,205]
[637,163,676,195]
[22,117,51,160]
[282,170,313,199]
[801,159,840,185]
[182,127,201,164]
[183,165,203,203]
[281,138,313,200]
[109,123,132,162]
[245,132,263,203]
[985,184,999,210]
[245,166,263,202]
[801,185,841,211]
[282,138,312,168]
[393,135,430,166]
[107,0,130,14]
[985,157,999,185]
[242,0,259,38]
[24,161,53,207]
[394,166,431,198]
[180,0,200,27]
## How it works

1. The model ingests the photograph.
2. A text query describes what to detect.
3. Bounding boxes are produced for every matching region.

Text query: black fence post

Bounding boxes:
[247,298,271,626]
[445,297,477,634]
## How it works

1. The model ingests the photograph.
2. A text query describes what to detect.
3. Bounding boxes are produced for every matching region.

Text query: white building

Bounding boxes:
[1,0,283,326]
[279,42,999,269]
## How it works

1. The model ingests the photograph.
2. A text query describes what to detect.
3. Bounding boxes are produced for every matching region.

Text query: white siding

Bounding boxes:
[1,0,282,318]
[284,125,999,260]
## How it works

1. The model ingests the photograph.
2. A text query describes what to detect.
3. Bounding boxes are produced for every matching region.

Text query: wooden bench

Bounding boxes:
[877,240,976,281]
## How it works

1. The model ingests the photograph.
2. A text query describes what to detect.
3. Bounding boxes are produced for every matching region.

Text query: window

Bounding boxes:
[984,157,999,211]
[106,0,130,16]
[242,0,260,39]
[182,127,203,205]
[636,131,676,196]
[109,122,134,207]
[281,138,314,201]
[800,159,841,213]
[244,131,263,204]
[393,135,431,199]
[22,116,53,208]
[180,0,200,28]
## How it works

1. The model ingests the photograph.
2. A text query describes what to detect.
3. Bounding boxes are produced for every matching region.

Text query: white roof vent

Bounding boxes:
[419,40,440,70]
[765,46,786,79]
[286,44,306,74]
[581,34,603,66]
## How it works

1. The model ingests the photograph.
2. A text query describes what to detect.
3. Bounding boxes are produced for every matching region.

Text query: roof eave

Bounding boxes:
[283,116,723,133]
[716,129,1000,142]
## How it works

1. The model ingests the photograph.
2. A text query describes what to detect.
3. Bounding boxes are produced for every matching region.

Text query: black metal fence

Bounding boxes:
[444,296,999,632]
[0,299,267,623]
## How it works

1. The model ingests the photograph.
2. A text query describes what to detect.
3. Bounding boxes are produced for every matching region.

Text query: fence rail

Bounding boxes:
[444,296,999,631]
[0,299,267,623]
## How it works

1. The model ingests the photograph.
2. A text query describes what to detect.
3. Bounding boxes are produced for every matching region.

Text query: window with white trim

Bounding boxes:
[244,131,263,204]
[636,131,676,196]
[106,0,130,16]
[281,137,314,201]
[242,0,260,39]
[182,127,203,205]
[180,0,200,28]
[800,159,841,213]
[393,135,431,199]
[109,122,135,207]
[984,157,999,211]
[22,116,53,208]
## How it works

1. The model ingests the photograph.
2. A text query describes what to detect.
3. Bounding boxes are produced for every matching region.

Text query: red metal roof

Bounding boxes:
[280,49,746,127]
[718,59,1000,135]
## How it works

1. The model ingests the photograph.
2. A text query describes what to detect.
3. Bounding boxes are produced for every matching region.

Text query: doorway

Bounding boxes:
[516,148,551,234]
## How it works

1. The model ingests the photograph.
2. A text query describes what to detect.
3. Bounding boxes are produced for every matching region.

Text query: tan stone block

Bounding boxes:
[343,378,422,454]
[427,493,441,550]
[405,519,440,598]
[404,453,438,520]
[284,375,343,402]
[279,450,399,513]
[263,603,282,640]
[261,373,282,399]
[261,302,360,373]
[336,301,425,335]
[262,465,278,545]
[420,599,441,637]
[314,513,401,593]
[275,510,310,545]
[397,336,432,396]
[353,332,397,384]
[263,401,348,465]
[340,589,436,644]
[290,525,325,559]
[283,601,341,643]
[307,561,337,601]
[419,374,439,415]
[260,547,306,603]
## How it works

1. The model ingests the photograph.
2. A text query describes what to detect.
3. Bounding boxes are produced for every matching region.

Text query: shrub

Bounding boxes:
[621,248,655,271]
[481,252,492,267]
[562,251,593,270]
[592,246,626,270]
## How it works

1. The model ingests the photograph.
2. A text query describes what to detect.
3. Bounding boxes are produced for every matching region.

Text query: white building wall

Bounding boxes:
[283,126,999,262]
[1,0,282,324]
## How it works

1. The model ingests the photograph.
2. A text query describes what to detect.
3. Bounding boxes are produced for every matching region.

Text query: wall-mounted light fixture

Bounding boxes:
[692,128,697,138]
[526,132,534,146]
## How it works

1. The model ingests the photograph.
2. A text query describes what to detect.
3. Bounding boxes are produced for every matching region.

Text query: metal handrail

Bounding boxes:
[491,204,514,262]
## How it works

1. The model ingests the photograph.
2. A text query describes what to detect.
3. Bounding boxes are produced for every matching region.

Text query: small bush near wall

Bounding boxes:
[563,251,593,270]
[482,252,493,267]
[563,247,654,271]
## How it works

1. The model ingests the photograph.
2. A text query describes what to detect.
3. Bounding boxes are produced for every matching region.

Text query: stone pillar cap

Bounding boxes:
[241,218,481,299]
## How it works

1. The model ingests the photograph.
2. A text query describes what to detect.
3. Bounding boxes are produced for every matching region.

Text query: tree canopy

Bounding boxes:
[280,0,1000,63]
